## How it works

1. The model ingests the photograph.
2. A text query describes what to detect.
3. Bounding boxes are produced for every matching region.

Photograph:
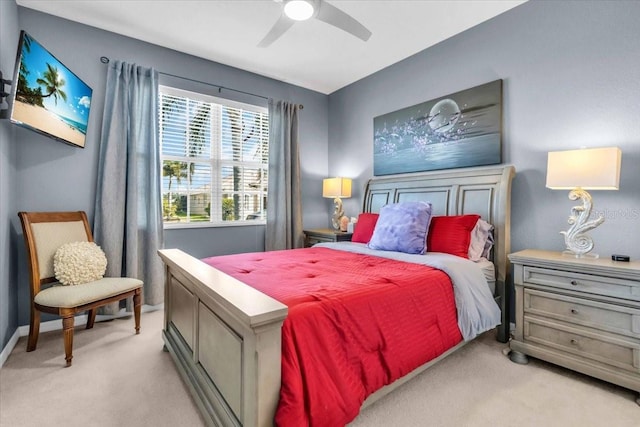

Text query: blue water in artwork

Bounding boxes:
[374,135,500,176]
[59,115,88,134]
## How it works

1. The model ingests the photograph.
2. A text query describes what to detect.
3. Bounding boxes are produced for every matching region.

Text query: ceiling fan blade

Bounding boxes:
[258,14,295,47]
[315,0,371,42]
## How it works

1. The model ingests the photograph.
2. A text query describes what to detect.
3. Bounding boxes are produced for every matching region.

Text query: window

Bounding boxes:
[159,86,269,227]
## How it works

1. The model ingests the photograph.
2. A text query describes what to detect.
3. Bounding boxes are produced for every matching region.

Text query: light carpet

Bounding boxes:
[0,310,637,427]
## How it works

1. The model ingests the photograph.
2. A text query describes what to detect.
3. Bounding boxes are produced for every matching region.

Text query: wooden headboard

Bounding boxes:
[362,164,516,342]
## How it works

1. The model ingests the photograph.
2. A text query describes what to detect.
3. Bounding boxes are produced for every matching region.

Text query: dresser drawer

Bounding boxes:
[523,266,640,301]
[524,317,640,373]
[525,289,640,339]
[304,229,352,247]
[306,235,333,246]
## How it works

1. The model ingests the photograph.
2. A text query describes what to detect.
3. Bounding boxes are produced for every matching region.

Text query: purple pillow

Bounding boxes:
[368,201,433,254]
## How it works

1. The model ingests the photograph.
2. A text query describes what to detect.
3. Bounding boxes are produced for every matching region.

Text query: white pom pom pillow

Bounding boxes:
[53,241,108,286]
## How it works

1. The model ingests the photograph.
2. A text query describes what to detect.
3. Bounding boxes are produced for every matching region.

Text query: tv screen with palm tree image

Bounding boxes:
[9,31,92,148]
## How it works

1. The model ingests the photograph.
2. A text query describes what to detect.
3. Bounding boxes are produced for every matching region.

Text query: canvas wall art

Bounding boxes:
[373,79,502,176]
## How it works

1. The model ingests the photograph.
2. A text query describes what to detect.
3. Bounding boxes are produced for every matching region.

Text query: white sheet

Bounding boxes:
[314,242,501,341]
[476,257,496,294]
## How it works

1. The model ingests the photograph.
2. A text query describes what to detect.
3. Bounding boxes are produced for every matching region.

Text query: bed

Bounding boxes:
[158,164,515,427]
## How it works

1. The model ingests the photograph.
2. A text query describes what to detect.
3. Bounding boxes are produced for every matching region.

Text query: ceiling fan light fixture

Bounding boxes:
[284,0,314,21]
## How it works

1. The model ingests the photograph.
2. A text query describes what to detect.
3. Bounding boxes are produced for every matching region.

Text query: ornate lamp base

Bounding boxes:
[561,250,600,259]
[561,188,604,258]
[331,197,344,230]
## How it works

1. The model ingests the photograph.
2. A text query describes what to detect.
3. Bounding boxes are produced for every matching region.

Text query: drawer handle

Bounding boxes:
[570,339,579,345]
[570,308,579,315]
[570,280,579,286]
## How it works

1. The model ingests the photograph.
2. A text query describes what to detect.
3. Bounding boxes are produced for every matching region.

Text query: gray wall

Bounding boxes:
[7,6,329,328]
[0,0,20,350]
[4,0,640,348]
[329,0,640,261]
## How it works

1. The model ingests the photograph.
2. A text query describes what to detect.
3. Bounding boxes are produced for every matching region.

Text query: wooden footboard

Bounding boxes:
[159,249,287,427]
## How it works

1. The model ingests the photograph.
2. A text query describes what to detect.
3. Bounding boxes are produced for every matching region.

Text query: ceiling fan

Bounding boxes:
[258,0,372,48]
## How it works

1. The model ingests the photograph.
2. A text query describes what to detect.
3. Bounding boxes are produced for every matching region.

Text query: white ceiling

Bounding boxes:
[16,0,525,95]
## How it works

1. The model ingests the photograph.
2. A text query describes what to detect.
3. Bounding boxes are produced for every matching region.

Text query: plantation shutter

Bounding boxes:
[159,87,269,225]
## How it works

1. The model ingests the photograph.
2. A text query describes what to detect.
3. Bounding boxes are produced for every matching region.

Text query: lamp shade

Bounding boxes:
[323,177,352,198]
[546,147,621,190]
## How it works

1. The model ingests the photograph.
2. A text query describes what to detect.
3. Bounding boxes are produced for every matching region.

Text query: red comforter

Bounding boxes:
[203,247,462,426]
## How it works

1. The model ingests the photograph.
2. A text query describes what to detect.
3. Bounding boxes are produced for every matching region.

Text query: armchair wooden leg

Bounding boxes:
[86,309,97,329]
[62,316,74,367]
[133,289,141,335]
[27,306,40,352]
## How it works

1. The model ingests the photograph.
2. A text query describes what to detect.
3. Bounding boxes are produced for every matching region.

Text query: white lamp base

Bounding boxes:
[560,188,604,257]
[561,250,600,259]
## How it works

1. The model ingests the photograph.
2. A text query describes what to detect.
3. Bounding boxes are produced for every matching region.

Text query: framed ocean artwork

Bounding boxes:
[373,79,502,176]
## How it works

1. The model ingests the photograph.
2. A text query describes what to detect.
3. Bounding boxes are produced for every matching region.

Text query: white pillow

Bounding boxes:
[54,241,108,286]
[468,219,494,261]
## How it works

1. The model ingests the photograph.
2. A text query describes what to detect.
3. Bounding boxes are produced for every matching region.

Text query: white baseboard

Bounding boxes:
[0,329,20,369]
[0,304,163,369]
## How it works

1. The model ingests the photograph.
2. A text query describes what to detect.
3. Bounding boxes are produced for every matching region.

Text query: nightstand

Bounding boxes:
[304,228,352,247]
[508,249,640,405]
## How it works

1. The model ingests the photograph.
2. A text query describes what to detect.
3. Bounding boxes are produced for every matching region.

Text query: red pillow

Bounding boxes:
[351,213,379,243]
[427,215,481,258]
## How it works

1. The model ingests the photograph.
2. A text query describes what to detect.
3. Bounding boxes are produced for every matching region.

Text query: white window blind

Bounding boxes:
[159,86,269,226]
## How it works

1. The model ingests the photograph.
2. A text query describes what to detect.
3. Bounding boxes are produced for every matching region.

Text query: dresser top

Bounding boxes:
[304,228,351,236]
[509,249,640,278]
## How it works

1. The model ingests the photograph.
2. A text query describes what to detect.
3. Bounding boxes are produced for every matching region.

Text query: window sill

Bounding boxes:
[163,221,266,230]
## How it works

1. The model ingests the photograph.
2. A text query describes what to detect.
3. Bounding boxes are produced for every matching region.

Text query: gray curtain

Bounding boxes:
[94,60,164,310]
[266,100,304,250]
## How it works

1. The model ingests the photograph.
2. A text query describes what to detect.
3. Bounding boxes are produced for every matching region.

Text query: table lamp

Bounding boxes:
[546,147,621,258]
[323,177,352,230]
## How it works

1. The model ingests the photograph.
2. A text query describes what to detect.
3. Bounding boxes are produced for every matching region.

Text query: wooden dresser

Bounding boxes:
[509,249,640,405]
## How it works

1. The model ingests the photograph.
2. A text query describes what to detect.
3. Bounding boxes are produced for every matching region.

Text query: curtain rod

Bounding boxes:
[99,56,303,109]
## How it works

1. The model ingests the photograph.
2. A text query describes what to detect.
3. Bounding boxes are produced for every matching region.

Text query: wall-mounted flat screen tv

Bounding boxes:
[9,31,92,148]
